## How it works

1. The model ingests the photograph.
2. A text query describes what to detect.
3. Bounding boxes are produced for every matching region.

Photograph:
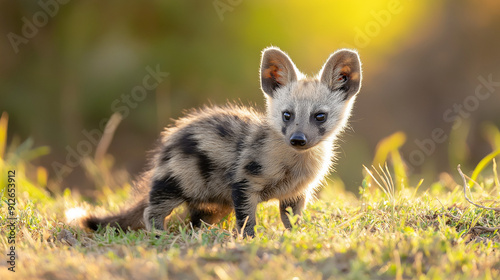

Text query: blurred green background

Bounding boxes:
[1,0,500,194]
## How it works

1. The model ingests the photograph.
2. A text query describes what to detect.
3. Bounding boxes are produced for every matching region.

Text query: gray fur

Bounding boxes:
[84,47,362,237]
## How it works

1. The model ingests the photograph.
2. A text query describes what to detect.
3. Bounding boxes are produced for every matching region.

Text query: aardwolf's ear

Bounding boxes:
[320,49,362,100]
[260,47,298,98]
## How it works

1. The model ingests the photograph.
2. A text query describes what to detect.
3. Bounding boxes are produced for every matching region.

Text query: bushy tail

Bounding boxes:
[83,198,148,231]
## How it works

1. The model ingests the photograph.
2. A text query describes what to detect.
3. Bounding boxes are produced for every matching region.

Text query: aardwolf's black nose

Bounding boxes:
[290,132,307,146]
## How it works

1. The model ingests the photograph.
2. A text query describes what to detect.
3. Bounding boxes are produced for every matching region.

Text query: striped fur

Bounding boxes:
[84,47,362,237]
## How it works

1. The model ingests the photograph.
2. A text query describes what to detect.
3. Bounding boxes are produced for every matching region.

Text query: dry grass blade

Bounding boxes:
[376,164,391,195]
[95,112,123,164]
[239,216,250,238]
[364,165,395,202]
[457,165,500,212]
[363,165,390,198]
[384,163,395,196]
[373,167,391,197]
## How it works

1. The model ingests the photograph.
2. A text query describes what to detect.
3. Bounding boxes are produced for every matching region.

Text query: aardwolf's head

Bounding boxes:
[260,47,362,151]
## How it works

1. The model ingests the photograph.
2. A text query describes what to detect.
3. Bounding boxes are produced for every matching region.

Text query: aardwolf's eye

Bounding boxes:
[283,111,292,122]
[315,113,327,122]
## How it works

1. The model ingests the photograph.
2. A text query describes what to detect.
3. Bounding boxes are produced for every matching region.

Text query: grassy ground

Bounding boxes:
[1,167,499,279]
[1,115,500,279]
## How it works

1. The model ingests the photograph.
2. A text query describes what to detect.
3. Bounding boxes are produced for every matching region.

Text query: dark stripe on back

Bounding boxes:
[236,137,245,153]
[251,130,268,150]
[216,123,230,137]
[177,131,215,180]
[214,118,234,138]
[161,146,172,162]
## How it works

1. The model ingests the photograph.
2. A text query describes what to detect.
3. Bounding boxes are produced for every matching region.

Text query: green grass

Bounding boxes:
[1,178,499,280]
[1,113,500,279]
